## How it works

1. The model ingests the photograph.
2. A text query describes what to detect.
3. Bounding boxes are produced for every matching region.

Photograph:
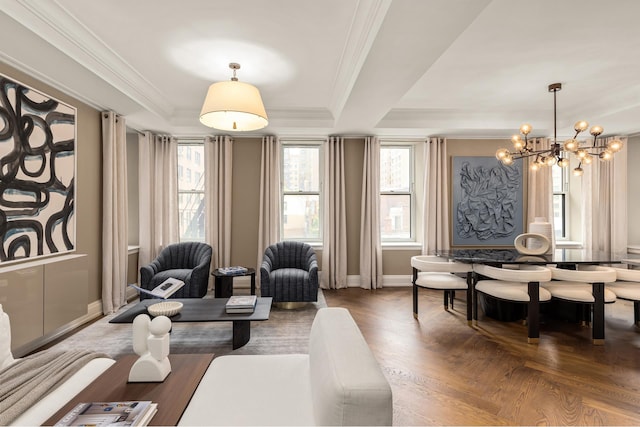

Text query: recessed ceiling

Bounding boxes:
[2,0,639,139]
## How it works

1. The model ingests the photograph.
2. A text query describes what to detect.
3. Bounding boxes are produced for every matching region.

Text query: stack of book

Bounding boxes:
[225,295,258,314]
[55,401,157,426]
[218,266,248,275]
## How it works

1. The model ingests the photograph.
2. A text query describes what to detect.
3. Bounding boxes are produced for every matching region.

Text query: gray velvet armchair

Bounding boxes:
[260,241,318,303]
[139,242,212,300]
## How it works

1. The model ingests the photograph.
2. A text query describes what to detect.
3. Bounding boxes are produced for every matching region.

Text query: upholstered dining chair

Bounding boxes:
[410,255,473,322]
[606,266,640,327]
[543,265,617,344]
[473,264,552,343]
[139,242,212,300]
[260,241,319,305]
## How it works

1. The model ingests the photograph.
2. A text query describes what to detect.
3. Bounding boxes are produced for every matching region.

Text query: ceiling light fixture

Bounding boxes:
[199,62,268,132]
[495,83,622,176]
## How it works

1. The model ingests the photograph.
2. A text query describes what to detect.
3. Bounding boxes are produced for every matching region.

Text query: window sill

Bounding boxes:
[381,242,422,251]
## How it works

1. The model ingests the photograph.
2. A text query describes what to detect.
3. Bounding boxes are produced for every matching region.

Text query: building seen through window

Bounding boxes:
[380,146,413,241]
[178,142,205,242]
[281,144,321,241]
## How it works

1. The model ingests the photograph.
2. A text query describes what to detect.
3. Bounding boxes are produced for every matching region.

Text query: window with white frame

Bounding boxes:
[178,141,205,242]
[552,163,569,239]
[380,145,414,241]
[281,143,322,242]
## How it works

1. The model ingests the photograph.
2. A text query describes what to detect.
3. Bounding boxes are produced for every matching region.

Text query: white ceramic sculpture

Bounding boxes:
[514,233,551,256]
[0,304,16,370]
[528,217,554,255]
[128,313,172,382]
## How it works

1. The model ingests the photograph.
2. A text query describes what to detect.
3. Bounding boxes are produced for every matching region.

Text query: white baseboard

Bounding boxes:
[345,275,411,288]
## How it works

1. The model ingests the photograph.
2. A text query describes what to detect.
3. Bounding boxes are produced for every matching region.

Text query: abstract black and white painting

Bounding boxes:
[451,156,523,247]
[0,74,76,262]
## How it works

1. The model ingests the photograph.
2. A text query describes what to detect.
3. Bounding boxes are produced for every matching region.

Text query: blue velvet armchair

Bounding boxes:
[260,241,318,303]
[139,242,212,300]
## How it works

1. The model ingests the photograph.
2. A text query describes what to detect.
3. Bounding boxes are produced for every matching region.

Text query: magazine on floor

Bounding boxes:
[54,401,157,426]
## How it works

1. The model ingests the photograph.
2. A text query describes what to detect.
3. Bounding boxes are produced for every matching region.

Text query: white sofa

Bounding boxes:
[179,307,393,426]
[0,304,115,426]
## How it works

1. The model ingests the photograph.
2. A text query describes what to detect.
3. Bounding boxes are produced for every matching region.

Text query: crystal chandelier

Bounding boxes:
[495,83,623,176]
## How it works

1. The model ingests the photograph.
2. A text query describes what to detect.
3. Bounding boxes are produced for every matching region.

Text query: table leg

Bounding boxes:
[466,272,473,324]
[215,276,234,298]
[592,282,605,345]
[250,272,256,295]
[232,320,251,349]
[527,281,540,344]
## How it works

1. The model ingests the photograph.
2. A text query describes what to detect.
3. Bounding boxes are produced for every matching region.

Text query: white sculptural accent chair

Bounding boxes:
[606,266,640,327]
[543,266,617,344]
[410,255,473,322]
[473,264,552,343]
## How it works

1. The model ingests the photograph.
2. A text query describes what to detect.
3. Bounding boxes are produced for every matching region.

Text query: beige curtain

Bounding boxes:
[582,137,628,255]
[101,111,128,314]
[526,138,555,246]
[422,137,450,254]
[205,135,233,272]
[359,136,382,289]
[257,136,281,279]
[138,131,179,274]
[322,136,348,289]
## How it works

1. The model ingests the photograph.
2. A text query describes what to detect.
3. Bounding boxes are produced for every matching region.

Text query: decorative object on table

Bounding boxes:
[0,73,77,263]
[199,62,268,132]
[139,242,212,300]
[217,266,249,275]
[0,304,15,370]
[514,233,550,256]
[495,82,623,176]
[260,241,319,305]
[129,314,172,382]
[528,217,554,255]
[129,277,184,299]
[147,301,183,317]
[54,401,157,427]
[225,295,258,314]
[451,156,524,247]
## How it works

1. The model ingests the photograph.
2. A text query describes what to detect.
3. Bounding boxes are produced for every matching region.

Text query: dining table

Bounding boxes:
[433,248,640,342]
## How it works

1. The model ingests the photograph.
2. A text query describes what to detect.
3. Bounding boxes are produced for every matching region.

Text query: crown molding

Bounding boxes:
[1,0,173,118]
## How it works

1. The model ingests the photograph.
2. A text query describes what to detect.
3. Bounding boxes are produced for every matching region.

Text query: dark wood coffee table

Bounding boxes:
[44,353,214,426]
[110,297,272,349]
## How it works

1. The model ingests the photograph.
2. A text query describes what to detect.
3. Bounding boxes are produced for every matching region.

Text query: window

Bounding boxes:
[552,162,569,239]
[178,141,205,242]
[281,143,322,241]
[380,145,414,241]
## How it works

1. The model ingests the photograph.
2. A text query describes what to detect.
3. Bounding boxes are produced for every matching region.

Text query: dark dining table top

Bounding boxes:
[434,248,640,266]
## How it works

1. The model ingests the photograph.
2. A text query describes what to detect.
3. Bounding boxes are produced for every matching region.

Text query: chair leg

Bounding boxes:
[527,281,540,344]
[472,272,478,324]
[592,282,605,345]
[466,272,473,324]
[443,291,449,310]
[413,284,419,319]
[450,290,455,309]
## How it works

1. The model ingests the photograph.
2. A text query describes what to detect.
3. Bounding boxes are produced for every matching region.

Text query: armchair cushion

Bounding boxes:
[139,242,212,300]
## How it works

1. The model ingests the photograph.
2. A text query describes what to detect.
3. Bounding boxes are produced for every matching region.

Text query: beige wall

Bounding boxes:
[0,63,103,303]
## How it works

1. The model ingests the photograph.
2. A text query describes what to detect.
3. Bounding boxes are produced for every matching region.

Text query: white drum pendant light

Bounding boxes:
[199,63,268,132]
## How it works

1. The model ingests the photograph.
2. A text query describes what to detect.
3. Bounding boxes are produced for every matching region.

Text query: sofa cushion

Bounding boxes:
[308,307,392,426]
[178,354,314,426]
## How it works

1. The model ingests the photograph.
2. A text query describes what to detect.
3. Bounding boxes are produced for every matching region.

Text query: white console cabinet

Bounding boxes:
[0,254,88,351]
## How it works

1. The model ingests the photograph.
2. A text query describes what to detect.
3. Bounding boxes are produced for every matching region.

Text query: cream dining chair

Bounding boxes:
[606,266,640,327]
[543,265,617,344]
[473,264,552,343]
[410,255,473,323]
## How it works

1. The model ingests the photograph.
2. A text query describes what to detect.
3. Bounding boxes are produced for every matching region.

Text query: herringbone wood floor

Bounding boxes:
[323,287,640,426]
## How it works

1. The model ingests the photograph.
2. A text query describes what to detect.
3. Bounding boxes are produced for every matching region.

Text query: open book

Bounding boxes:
[129,277,184,299]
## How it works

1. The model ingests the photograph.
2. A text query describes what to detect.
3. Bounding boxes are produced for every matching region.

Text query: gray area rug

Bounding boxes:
[50,291,327,359]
